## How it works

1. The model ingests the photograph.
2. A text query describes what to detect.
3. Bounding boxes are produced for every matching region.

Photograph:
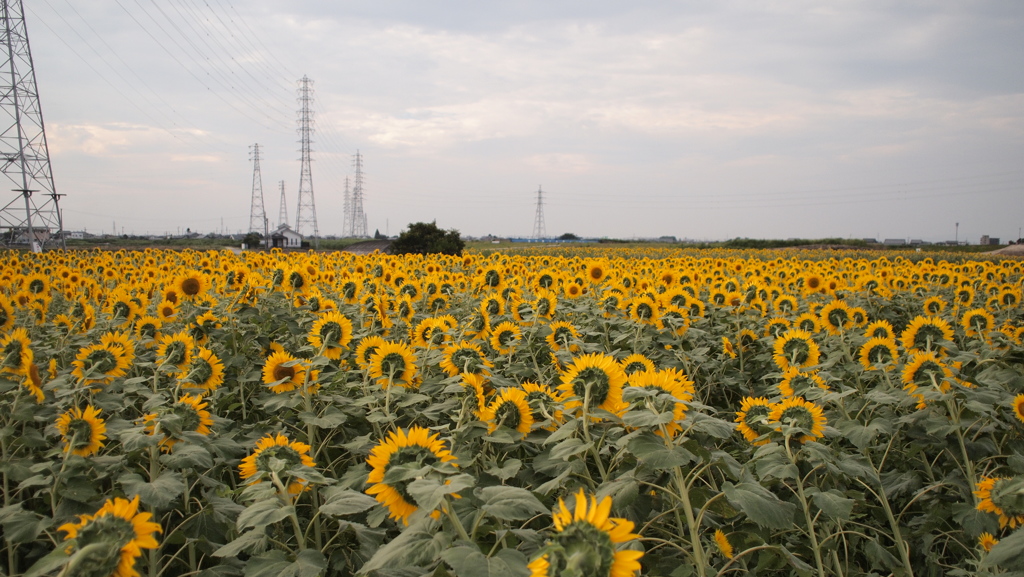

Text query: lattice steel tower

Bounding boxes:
[341,176,351,237]
[349,150,367,237]
[277,180,287,229]
[294,76,318,246]
[532,186,546,239]
[248,144,267,239]
[1,0,62,250]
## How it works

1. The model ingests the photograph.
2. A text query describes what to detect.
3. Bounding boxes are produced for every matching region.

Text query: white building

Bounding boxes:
[270,224,303,248]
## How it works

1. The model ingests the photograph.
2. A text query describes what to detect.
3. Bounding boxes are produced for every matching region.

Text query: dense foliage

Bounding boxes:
[391,222,465,256]
[0,247,1022,577]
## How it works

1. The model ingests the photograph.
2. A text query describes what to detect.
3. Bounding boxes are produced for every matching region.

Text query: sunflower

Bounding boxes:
[174,272,210,300]
[179,347,225,395]
[900,351,953,409]
[522,381,565,428]
[773,294,798,315]
[490,321,522,356]
[768,397,827,444]
[134,315,163,348]
[772,330,820,371]
[777,367,827,398]
[619,354,655,376]
[440,341,492,377]
[263,350,313,394]
[714,529,734,559]
[1013,394,1024,424]
[22,362,45,403]
[586,261,608,284]
[58,495,161,577]
[412,317,450,349]
[155,299,177,320]
[626,368,694,438]
[979,532,999,552]
[142,394,213,451]
[239,433,317,496]
[922,296,947,316]
[355,336,388,370]
[863,320,895,340]
[858,337,899,371]
[55,405,107,456]
[72,340,131,386]
[365,426,458,525]
[975,476,1024,529]
[462,373,490,417]
[155,331,195,372]
[480,387,535,434]
[900,316,954,355]
[368,341,418,388]
[961,308,996,338]
[629,295,660,325]
[308,311,354,360]
[735,397,773,445]
[0,327,33,376]
[721,337,737,359]
[764,317,792,338]
[527,489,643,577]
[0,293,15,331]
[559,353,628,418]
[547,321,581,353]
[793,313,820,334]
[189,311,223,344]
[819,300,853,335]
[563,282,584,299]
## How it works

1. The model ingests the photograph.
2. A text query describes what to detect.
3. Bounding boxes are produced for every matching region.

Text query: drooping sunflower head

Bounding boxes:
[71,341,131,386]
[559,353,628,418]
[58,495,161,577]
[961,308,996,338]
[547,321,581,353]
[625,368,694,438]
[180,347,225,395]
[355,335,387,370]
[528,489,643,577]
[55,405,107,457]
[900,351,953,408]
[1013,394,1024,425]
[440,341,492,377]
[0,327,33,376]
[819,300,852,335]
[143,393,213,450]
[480,387,535,434]
[768,397,826,444]
[156,331,195,372]
[365,426,458,525]
[368,341,419,388]
[858,337,899,371]
[777,367,827,398]
[765,317,792,338]
[239,433,318,495]
[900,316,954,354]
[490,321,522,356]
[735,396,773,445]
[619,354,655,376]
[412,317,450,349]
[308,311,354,359]
[975,476,1024,529]
[522,381,566,428]
[863,320,895,341]
[714,529,734,559]
[134,315,163,347]
[772,330,820,371]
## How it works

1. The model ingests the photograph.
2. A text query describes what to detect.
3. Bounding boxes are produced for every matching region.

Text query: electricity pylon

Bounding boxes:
[532,186,546,239]
[248,144,267,245]
[349,151,367,237]
[277,180,287,229]
[341,176,351,237]
[0,0,62,250]
[294,76,318,247]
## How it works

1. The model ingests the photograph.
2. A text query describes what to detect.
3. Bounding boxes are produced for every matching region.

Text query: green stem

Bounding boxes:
[786,440,826,577]
[671,466,707,577]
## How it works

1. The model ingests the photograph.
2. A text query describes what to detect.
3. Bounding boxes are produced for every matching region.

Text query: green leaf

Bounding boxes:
[486,459,522,482]
[237,498,294,530]
[119,470,184,510]
[548,437,592,461]
[319,487,378,517]
[406,474,476,518]
[359,518,450,573]
[686,412,736,439]
[243,550,292,577]
[986,526,1024,569]
[0,504,47,544]
[810,490,854,520]
[23,547,70,577]
[441,546,530,577]
[161,444,214,470]
[285,550,328,577]
[627,433,692,470]
[479,486,548,521]
[212,530,266,558]
[542,420,578,446]
[721,479,797,530]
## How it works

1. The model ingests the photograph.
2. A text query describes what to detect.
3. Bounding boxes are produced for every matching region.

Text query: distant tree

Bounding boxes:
[391,221,465,255]
[558,232,580,241]
[243,232,262,248]
[374,229,386,240]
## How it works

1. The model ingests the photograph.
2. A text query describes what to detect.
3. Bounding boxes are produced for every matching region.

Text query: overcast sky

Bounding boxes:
[21,0,1024,242]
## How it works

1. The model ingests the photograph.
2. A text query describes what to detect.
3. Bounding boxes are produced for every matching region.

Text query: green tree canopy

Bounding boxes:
[391,221,465,255]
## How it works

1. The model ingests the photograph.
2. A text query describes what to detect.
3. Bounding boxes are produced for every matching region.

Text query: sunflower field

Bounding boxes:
[1,247,1023,577]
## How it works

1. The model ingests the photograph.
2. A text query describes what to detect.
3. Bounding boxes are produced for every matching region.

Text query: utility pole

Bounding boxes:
[294,76,319,248]
[0,0,61,251]
[248,144,266,237]
[532,186,546,239]
[350,151,367,237]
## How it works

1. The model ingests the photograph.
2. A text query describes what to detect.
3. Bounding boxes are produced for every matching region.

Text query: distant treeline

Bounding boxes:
[680,237,870,249]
